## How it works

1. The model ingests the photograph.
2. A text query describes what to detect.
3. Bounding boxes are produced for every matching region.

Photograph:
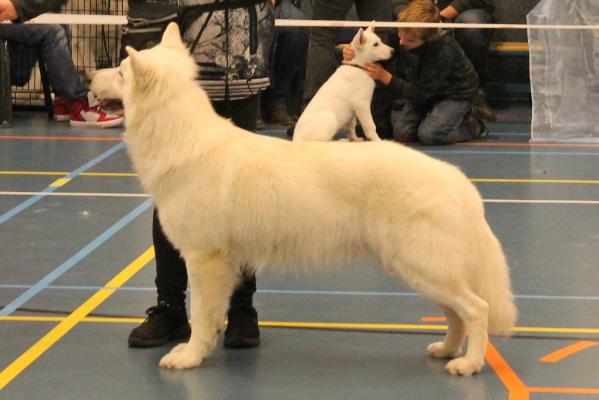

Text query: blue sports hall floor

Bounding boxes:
[0,103,598,399]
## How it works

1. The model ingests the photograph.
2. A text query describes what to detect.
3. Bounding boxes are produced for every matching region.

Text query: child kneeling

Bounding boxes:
[344,0,486,145]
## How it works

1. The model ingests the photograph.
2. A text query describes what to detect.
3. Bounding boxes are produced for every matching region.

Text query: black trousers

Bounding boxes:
[154,94,259,305]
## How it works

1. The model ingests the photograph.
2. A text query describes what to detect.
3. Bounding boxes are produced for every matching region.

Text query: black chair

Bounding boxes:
[0,38,54,128]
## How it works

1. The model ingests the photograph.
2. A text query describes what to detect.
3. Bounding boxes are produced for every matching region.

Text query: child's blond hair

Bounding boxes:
[398,0,440,42]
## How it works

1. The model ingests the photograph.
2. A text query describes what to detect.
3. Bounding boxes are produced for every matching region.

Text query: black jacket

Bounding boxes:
[12,0,66,22]
[386,30,478,103]
[392,0,494,18]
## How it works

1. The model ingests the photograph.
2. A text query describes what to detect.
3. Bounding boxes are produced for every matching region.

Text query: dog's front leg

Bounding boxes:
[159,252,239,369]
[346,117,361,141]
[354,105,381,141]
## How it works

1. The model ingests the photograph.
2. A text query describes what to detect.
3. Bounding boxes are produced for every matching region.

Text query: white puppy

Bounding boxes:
[116,23,517,376]
[293,23,394,142]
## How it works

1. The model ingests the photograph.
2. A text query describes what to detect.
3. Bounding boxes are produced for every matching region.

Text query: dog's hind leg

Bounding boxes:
[386,258,488,376]
[426,306,465,359]
[159,252,239,369]
[439,290,488,376]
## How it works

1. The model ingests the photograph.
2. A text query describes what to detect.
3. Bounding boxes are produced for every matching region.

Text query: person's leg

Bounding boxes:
[128,208,191,348]
[416,98,482,145]
[454,9,494,86]
[262,0,309,124]
[213,94,261,348]
[0,24,123,127]
[130,96,261,349]
[0,24,87,100]
[392,100,428,142]
[303,0,354,103]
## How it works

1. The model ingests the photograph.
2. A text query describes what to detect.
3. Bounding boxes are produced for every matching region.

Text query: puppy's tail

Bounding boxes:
[474,225,518,337]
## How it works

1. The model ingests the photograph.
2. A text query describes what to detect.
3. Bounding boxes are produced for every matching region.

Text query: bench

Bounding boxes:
[489,41,529,57]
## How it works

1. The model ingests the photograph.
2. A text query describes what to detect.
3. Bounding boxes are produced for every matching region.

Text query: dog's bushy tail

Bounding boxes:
[474,225,518,336]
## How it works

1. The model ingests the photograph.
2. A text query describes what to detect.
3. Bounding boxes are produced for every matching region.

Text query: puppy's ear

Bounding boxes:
[366,20,376,33]
[352,28,365,48]
[161,22,186,51]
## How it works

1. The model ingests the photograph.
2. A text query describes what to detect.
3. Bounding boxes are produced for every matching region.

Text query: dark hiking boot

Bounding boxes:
[128,298,191,348]
[223,305,260,349]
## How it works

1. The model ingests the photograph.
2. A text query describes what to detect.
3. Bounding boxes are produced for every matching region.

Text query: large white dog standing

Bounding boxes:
[119,23,516,376]
[293,24,394,142]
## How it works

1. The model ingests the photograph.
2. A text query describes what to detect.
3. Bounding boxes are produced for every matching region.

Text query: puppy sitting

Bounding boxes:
[293,23,394,142]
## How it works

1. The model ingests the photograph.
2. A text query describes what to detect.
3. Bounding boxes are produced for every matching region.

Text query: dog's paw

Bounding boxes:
[159,344,203,370]
[444,357,484,376]
[427,341,461,359]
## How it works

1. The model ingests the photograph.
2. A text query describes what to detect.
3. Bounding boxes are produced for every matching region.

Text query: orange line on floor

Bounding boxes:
[485,341,529,400]
[539,341,598,363]
[529,387,599,394]
[458,141,599,148]
[0,135,121,141]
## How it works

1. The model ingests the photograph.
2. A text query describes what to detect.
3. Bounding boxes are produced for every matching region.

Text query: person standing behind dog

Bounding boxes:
[392,0,496,122]
[344,0,483,145]
[128,0,274,349]
[260,0,309,126]
[0,0,124,127]
[302,0,395,138]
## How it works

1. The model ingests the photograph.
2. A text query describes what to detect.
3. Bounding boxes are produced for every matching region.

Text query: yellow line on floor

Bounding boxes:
[0,246,154,390]
[1,316,598,335]
[49,178,71,187]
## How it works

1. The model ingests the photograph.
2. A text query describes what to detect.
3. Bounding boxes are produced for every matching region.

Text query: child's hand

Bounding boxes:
[364,63,392,85]
[342,44,355,61]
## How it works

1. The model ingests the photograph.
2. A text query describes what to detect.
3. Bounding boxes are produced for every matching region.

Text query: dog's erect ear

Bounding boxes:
[366,20,376,33]
[127,46,150,79]
[161,22,185,50]
[352,28,365,48]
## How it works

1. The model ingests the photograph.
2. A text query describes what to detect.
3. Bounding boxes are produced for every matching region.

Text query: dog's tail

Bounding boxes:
[474,224,518,337]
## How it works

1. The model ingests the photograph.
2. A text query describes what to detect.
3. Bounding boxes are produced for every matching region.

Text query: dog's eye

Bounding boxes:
[373,42,379,47]
[118,70,123,78]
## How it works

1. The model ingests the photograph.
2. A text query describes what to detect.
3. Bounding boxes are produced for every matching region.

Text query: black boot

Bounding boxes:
[128,297,191,348]
[223,273,260,348]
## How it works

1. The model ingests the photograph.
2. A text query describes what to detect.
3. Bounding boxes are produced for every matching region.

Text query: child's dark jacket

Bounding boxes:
[386,30,479,104]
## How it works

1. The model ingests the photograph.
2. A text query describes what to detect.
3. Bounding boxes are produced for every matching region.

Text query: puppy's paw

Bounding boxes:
[427,341,461,359]
[444,357,484,376]
[159,344,203,370]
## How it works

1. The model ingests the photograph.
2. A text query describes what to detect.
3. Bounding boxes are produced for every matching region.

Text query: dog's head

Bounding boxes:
[90,67,124,100]
[119,23,198,108]
[351,21,394,64]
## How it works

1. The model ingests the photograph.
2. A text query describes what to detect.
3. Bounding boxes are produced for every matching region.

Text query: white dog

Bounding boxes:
[117,23,516,376]
[90,67,123,101]
[293,23,394,142]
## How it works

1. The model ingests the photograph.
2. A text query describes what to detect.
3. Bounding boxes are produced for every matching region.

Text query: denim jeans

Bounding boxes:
[454,9,495,84]
[392,98,475,145]
[0,24,88,101]
[261,0,309,108]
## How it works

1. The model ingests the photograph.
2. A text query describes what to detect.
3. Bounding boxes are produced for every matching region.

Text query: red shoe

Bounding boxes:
[69,96,124,128]
[53,98,71,122]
